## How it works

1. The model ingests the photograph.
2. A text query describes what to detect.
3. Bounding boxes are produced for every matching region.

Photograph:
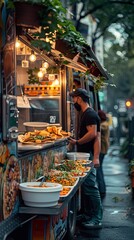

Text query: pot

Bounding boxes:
[15,2,42,28]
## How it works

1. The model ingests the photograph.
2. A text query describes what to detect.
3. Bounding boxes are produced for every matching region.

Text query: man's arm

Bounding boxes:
[93,132,101,168]
[69,125,97,145]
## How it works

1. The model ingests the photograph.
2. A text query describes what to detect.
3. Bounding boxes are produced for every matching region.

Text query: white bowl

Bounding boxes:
[66,152,90,160]
[23,122,49,131]
[19,182,62,207]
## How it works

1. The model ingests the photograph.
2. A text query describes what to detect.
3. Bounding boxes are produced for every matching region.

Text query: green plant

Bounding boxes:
[7,0,108,87]
[8,0,87,54]
[27,68,40,84]
[79,71,111,91]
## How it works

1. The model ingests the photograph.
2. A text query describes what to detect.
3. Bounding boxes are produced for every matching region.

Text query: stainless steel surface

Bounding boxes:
[2,95,18,141]
[18,138,68,151]
[18,142,53,151]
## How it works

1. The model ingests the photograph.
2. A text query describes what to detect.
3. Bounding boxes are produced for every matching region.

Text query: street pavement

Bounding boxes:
[74,144,134,240]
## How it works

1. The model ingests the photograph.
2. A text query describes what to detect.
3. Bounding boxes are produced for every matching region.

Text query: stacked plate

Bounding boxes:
[66,152,90,160]
[23,122,49,131]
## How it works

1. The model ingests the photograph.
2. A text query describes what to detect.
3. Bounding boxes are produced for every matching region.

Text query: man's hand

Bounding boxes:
[68,137,77,145]
[93,158,100,168]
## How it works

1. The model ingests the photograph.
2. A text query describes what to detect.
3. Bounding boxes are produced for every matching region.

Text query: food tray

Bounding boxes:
[75,160,92,165]
[78,173,87,178]
[60,186,73,199]
[70,172,87,178]
[66,176,79,187]
[85,167,91,173]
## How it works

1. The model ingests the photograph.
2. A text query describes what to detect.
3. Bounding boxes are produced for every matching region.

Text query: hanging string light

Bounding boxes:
[42,61,49,69]
[37,70,43,78]
[22,45,29,68]
[29,51,36,62]
[15,40,20,48]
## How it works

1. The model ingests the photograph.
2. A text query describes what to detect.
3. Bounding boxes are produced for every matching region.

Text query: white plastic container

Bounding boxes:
[19,182,62,207]
[66,152,90,160]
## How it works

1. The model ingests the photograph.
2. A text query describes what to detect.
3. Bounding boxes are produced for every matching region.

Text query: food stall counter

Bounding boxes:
[19,171,90,216]
[18,138,68,158]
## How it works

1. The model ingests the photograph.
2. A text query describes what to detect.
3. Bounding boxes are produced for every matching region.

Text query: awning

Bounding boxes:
[18,32,109,80]
[54,39,109,80]
[18,35,56,66]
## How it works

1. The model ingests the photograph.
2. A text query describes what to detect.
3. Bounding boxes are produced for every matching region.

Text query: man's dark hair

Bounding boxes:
[81,95,90,104]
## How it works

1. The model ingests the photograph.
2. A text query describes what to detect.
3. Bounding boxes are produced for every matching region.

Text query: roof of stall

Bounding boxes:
[18,32,109,80]
[53,40,109,79]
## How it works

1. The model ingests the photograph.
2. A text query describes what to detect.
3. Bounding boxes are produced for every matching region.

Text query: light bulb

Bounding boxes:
[54,79,59,85]
[38,71,43,78]
[29,52,36,62]
[42,62,49,69]
[15,41,20,48]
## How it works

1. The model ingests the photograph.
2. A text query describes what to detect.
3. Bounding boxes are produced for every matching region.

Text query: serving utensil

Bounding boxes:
[39,176,46,187]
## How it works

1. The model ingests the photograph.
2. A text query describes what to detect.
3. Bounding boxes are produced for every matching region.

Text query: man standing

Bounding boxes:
[69,88,103,229]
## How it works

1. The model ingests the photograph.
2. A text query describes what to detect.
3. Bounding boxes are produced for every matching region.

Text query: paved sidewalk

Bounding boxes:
[74,145,134,240]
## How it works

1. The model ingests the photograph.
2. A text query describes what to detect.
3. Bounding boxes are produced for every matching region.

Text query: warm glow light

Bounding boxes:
[38,71,43,78]
[29,52,36,62]
[42,62,49,69]
[126,100,132,108]
[53,79,59,86]
[15,41,20,48]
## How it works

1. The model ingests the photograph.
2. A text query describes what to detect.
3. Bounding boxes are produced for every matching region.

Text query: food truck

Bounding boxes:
[0,1,109,240]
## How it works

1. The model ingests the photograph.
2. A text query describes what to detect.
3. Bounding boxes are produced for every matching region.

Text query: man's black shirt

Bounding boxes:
[77,107,100,154]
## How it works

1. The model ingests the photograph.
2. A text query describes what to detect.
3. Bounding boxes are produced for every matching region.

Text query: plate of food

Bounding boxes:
[18,127,71,144]
[18,132,55,144]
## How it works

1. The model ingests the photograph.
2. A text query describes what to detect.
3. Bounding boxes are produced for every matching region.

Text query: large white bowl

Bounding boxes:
[66,152,90,160]
[19,182,62,207]
[23,122,49,131]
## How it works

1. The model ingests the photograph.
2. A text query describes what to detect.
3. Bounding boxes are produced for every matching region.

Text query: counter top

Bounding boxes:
[18,142,53,151]
[18,138,68,158]
[18,138,68,151]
